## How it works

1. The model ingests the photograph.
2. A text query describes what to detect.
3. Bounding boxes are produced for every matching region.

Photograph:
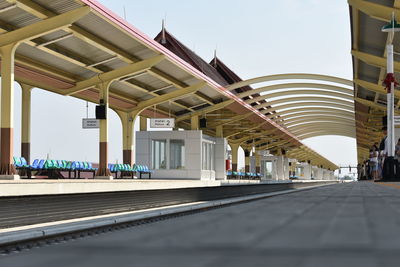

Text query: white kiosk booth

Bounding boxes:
[136,130,227,180]
[250,154,290,180]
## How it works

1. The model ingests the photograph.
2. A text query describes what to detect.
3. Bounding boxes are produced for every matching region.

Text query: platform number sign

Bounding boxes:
[150,118,175,128]
[395,116,400,126]
[82,118,100,129]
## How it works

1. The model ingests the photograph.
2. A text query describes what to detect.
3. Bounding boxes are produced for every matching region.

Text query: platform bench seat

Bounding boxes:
[14,157,46,178]
[133,164,153,179]
[70,161,97,178]
[108,164,136,179]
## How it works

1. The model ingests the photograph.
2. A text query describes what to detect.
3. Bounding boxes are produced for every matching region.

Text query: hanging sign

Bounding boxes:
[258,150,270,156]
[394,116,400,125]
[82,118,100,129]
[150,118,175,128]
[395,116,400,126]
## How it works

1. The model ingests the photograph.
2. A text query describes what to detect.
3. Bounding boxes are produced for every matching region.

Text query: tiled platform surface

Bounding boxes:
[2,182,396,267]
[0,179,330,197]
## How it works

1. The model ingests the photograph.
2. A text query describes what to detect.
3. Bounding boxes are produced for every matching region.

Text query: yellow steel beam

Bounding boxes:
[227,73,352,91]
[266,107,355,120]
[256,96,354,110]
[275,111,355,122]
[129,82,206,113]
[245,88,353,105]
[7,0,204,113]
[0,6,90,47]
[348,0,399,22]
[354,78,400,98]
[229,130,276,145]
[147,69,214,105]
[297,130,358,139]
[241,83,353,101]
[352,50,400,73]
[175,100,235,122]
[208,112,254,127]
[261,102,354,114]
[290,125,356,136]
[354,97,400,113]
[225,123,270,139]
[63,55,165,95]
[283,117,355,128]
[257,140,289,151]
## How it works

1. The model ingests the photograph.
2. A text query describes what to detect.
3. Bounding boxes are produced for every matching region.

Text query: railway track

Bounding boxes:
[0,181,333,229]
[0,181,336,254]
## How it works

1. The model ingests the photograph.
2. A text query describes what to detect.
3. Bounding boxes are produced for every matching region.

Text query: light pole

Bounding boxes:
[382,14,400,169]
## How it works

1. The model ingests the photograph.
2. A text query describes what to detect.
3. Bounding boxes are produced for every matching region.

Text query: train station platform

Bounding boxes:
[0,179,333,197]
[1,181,399,266]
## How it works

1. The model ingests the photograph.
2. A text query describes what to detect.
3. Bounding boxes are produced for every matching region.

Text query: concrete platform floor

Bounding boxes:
[0,178,329,197]
[2,181,396,267]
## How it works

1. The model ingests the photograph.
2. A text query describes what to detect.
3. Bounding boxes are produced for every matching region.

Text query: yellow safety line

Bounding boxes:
[375,182,400,190]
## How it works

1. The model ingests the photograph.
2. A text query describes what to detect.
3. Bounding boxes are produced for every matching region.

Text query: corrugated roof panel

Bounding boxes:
[110,81,150,100]
[358,13,386,57]
[134,74,170,89]
[0,6,40,28]
[357,60,379,84]
[155,60,198,85]
[101,58,128,70]
[179,95,207,107]
[33,0,82,14]
[74,13,147,57]
[0,1,11,9]
[157,102,185,113]
[33,30,72,43]
[365,0,394,7]
[55,34,113,63]
[16,43,94,79]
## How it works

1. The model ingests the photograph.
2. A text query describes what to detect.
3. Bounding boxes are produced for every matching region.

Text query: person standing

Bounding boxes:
[395,138,400,160]
[370,146,379,180]
[379,126,388,179]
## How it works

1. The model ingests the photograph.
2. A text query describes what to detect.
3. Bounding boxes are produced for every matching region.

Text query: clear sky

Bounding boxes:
[11,0,356,170]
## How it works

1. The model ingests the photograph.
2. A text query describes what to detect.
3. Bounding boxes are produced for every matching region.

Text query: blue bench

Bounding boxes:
[133,164,153,179]
[13,157,98,178]
[108,163,135,179]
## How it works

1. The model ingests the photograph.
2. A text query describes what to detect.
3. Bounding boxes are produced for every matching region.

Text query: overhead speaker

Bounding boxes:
[96,105,106,120]
[382,115,387,127]
[199,118,207,128]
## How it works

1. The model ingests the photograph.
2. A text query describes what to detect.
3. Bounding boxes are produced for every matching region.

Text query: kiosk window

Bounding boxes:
[170,139,185,169]
[202,142,215,170]
[152,140,166,169]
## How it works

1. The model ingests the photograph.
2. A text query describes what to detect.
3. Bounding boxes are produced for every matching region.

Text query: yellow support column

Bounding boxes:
[255,151,261,174]
[229,142,240,177]
[191,115,199,130]
[243,148,250,176]
[216,125,223,138]
[95,81,112,178]
[116,111,137,166]
[20,83,33,164]
[0,44,18,177]
[140,116,147,131]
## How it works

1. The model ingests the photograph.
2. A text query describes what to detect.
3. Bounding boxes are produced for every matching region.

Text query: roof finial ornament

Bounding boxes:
[213,44,217,66]
[161,16,167,44]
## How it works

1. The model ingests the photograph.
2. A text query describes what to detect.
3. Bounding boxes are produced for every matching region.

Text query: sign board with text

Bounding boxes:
[82,118,100,129]
[150,118,175,128]
[395,116,400,126]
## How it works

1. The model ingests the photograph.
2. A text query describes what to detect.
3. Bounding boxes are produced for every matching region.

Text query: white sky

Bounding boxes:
[10,0,356,170]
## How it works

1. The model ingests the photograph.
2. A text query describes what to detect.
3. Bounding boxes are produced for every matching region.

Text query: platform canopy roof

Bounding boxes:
[348,0,400,162]
[0,0,338,169]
